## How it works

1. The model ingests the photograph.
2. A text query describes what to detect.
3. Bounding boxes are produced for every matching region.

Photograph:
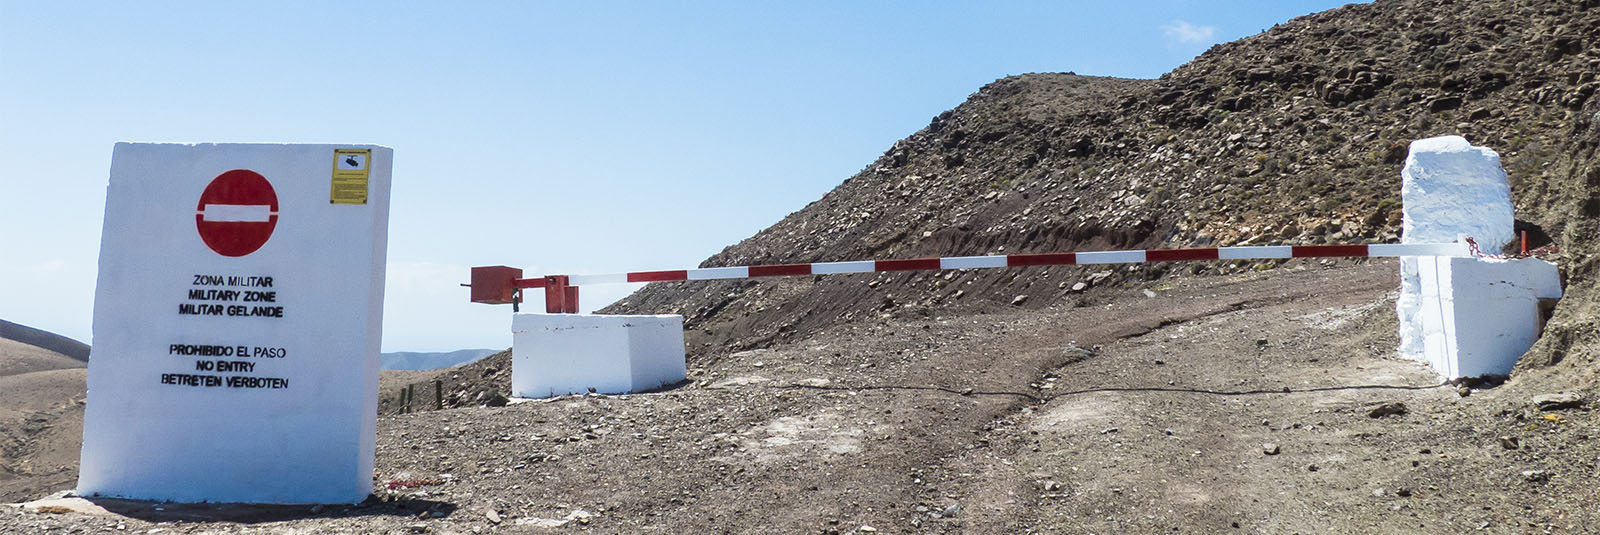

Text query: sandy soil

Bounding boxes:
[0,368,85,505]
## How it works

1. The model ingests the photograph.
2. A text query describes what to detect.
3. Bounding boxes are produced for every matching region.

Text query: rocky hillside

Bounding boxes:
[590,0,1600,389]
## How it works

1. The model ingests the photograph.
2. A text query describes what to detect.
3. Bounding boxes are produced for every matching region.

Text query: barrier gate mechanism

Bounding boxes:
[472,241,1483,398]
[468,241,1471,313]
[471,135,1566,397]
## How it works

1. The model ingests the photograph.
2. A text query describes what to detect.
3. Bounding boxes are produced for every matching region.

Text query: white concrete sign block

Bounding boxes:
[512,314,686,398]
[1397,135,1514,367]
[1413,257,1561,379]
[78,143,392,504]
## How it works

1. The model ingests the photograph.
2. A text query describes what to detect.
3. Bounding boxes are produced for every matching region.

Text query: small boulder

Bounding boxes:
[1532,392,1583,411]
[1427,96,1463,112]
[1368,402,1408,418]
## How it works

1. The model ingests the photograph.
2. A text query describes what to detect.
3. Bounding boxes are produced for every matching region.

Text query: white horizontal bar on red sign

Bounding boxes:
[552,242,1466,287]
[197,204,275,222]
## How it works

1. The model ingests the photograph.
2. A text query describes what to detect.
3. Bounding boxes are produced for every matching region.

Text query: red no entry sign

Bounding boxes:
[195,169,279,257]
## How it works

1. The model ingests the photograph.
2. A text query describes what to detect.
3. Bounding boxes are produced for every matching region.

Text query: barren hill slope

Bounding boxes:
[0,338,83,379]
[0,364,84,505]
[406,0,1600,415]
[0,320,89,363]
[0,323,88,502]
[594,0,1600,390]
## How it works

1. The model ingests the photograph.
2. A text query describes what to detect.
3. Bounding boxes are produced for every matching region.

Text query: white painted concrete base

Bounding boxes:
[1403,256,1562,379]
[1394,135,1561,380]
[511,313,687,398]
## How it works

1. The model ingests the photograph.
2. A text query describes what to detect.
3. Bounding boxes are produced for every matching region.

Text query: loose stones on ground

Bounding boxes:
[1531,392,1582,411]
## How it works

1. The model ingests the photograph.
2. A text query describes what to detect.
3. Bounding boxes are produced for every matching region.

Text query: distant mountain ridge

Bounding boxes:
[0,319,89,362]
[380,349,498,371]
[0,317,496,372]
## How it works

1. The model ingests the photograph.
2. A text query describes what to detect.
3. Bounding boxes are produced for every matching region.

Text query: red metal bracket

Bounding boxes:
[535,275,580,314]
[469,266,580,313]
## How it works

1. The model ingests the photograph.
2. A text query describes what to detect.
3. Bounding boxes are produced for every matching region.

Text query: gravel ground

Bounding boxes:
[5,261,1595,534]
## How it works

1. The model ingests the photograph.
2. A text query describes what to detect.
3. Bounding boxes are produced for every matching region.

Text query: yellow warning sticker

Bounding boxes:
[330,148,371,205]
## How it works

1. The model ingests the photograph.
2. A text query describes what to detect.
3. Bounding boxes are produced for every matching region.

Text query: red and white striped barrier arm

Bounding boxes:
[565,242,1468,286]
[470,242,1469,312]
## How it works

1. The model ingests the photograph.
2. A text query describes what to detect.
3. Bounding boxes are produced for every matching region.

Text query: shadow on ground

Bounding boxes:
[63,495,458,524]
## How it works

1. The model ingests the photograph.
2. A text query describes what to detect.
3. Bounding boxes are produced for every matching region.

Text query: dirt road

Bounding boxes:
[5,260,1595,533]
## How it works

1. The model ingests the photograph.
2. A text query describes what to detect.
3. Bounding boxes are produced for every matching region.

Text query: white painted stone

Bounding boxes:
[1400,135,1514,249]
[1397,136,1511,362]
[1393,135,1562,379]
[1413,256,1561,378]
[79,143,392,504]
[511,313,686,398]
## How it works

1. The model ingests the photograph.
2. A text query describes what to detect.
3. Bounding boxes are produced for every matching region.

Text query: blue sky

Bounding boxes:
[0,1,1363,352]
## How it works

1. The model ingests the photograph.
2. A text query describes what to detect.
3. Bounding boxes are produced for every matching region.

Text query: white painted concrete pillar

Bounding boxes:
[1397,136,1561,379]
[79,143,391,504]
[511,313,687,398]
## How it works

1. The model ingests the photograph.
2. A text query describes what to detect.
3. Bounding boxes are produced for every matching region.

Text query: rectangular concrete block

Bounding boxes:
[1413,256,1561,379]
[511,313,686,398]
[79,143,391,504]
